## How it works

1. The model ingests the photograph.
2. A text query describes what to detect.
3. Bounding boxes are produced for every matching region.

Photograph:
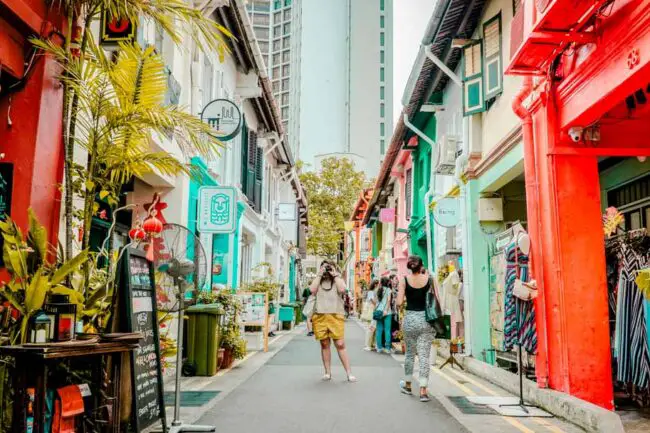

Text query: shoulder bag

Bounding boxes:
[424,277,451,339]
[302,295,315,319]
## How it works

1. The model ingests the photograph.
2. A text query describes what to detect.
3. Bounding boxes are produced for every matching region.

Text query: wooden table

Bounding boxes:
[0,341,136,433]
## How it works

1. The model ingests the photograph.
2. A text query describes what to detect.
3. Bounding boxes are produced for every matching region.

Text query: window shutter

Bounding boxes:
[254,144,264,212]
[246,130,257,203]
[240,118,248,191]
[405,168,412,220]
[462,40,485,116]
[483,13,503,100]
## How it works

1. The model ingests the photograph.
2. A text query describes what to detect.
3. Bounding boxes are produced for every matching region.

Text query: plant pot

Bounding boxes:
[401,342,406,354]
[220,347,234,369]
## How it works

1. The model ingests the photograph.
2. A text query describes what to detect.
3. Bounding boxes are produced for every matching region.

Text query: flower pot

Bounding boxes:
[220,348,234,369]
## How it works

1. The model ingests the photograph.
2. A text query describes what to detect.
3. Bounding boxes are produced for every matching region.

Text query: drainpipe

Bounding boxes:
[513,76,549,387]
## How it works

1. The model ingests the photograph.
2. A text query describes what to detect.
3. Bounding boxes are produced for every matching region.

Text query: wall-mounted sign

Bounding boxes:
[277,203,296,221]
[379,208,395,223]
[201,99,242,141]
[432,197,460,227]
[100,10,137,45]
[198,186,237,233]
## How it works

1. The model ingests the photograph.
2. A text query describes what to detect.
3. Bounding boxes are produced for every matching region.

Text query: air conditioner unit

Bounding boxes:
[435,135,459,175]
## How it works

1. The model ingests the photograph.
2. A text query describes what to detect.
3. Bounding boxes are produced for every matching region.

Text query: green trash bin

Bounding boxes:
[186,304,223,376]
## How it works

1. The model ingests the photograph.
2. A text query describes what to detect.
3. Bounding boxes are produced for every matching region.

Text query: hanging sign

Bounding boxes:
[379,208,395,223]
[277,203,296,221]
[201,99,242,141]
[198,186,237,234]
[100,10,137,45]
[432,197,460,227]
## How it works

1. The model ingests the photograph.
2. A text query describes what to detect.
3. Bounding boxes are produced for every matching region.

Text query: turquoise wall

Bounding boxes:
[289,255,296,302]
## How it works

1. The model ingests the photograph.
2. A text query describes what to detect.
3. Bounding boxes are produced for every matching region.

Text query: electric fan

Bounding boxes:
[152,223,214,433]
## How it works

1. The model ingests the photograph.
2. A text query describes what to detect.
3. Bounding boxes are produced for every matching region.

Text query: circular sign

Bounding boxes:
[432,197,460,227]
[201,99,242,141]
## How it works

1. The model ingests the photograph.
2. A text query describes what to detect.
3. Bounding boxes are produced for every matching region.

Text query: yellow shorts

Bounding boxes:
[312,313,345,341]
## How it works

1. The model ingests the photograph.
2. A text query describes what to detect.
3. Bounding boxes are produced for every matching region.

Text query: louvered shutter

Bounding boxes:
[405,168,412,220]
[462,40,485,116]
[240,118,248,192]
[254,145,264,212]
[483,13,503,100]
[246,131,257,203]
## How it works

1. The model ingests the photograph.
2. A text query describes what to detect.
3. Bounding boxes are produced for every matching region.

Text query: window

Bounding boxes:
[253,14,270,26]
[282,107,289,119]
[380,67,385,82]
[255,27,269,40]
[282,92,289,105]
[283,22,291,34]
[380,123,385,136]
[273,39,281,51]
[274,11,281,21]
[283,120,289,130]
[483,13,503,100]
[380,140,385,155]
[380,50,385,64]
[273,53,281,65]
[282,78,289,91]
[258,41,269,54]
[282,64,290,76]
[462,40,484,115]
[380,15,385,28]
[405,168,412,219]
[273,25,281,38]
[284,10,291,20]
[272,80,280,92]
[285,0,292,5]
[274,0,281,9]
[272,66,281,78]
[283,37,290,49]
[380,0,385,11]
[282,49,290,63]
[380,86,385,99]
[380,32,385,47]
[380,103,385,118]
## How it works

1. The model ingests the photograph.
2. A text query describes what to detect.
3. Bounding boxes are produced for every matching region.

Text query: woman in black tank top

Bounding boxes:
[396,255,436,402]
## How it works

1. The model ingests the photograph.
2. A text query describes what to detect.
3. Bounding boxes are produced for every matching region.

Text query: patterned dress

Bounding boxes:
[503,242,538,354]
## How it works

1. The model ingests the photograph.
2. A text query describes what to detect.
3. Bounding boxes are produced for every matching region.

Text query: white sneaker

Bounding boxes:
[363,347,372,351]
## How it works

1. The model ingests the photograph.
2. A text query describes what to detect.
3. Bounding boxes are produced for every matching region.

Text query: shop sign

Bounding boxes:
[201,99,242,141]
[379,208,395,223]
[198,186,237,234]
[277,203,296,221]
[432,197,460,227]
[100,10,137,45]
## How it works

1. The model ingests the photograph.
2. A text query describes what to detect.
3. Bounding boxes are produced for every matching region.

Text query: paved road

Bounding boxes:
[198,322,468,433]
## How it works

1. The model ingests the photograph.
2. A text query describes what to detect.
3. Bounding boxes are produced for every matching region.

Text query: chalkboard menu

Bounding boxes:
[120,248,166,433]
[0,163,13,266]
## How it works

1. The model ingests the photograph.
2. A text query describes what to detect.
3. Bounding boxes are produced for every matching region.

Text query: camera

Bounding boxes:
[568,126,583,143]
[324,265,333,274]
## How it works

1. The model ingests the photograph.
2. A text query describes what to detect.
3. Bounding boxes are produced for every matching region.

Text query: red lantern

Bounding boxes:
[143,211,164,235]
[129,227,146,241]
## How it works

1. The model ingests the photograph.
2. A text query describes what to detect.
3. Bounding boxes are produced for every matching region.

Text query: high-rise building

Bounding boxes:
[246,0,301,159]
[299,0,394,178]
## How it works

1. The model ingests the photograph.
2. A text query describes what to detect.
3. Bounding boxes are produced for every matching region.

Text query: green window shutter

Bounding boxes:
[483,13,503,100]
[246,130,257,204]
[462,40,485,116]
[240,117,248,191]
[405,168,412,220]
[254,143,264,212]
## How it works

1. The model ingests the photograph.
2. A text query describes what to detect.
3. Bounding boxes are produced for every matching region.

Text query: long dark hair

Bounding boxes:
[407,255,424,274]
[369,279,380,293]
[377,276,391,300]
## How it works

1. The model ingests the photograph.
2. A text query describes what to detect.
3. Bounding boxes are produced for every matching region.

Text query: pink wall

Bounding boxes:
[392,150,413,278]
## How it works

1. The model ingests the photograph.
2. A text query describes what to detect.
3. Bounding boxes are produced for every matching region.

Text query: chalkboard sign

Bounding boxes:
[119,248,166,432]
[0,163,13,266]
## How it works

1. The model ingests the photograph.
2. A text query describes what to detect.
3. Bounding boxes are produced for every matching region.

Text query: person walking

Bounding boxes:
[363,280,379,351]
[302,286,314,336]
[397,255,436,402]
[375,276,393,354]
[309,260,356,382]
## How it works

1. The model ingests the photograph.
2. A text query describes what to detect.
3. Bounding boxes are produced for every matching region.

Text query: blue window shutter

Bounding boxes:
[462,40,485,116]
[483,13,503,100]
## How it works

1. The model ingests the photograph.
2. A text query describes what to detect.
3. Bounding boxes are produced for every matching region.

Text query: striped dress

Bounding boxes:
[503,242,538,354]
[615,244,650,388]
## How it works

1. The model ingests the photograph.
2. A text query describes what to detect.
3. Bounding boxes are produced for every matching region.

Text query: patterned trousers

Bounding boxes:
[403,310,436,387]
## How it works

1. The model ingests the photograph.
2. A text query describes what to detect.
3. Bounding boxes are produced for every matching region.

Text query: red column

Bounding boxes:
[530,99,613,409]
[0,55,64,247]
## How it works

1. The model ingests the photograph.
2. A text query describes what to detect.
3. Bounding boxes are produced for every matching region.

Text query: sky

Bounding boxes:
[393,0,437,124]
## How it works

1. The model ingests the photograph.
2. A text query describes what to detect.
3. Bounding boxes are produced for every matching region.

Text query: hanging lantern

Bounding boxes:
[129,227,146,241]
[143,210,163,235]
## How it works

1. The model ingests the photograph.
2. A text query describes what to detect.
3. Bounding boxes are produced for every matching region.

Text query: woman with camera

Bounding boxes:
[309,260,356,382]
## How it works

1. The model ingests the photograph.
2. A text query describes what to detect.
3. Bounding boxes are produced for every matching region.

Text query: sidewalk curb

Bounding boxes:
[436,347,624,433]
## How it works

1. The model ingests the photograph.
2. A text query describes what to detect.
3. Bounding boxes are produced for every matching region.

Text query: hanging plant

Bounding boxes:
[603,207,624,238]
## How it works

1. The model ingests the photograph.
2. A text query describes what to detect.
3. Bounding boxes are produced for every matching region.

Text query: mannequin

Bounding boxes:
[512,221,530,255]
[441,260,463,338]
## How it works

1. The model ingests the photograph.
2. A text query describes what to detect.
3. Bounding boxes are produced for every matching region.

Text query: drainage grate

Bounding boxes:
[164,391,221,407]
[447,396,497,415]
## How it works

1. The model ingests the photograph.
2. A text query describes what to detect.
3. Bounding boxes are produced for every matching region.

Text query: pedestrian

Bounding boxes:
[374,276,393,354]
[302,286,314,337]
[362,279,379,351]
[309,260,356,382]
[397,255,436,402]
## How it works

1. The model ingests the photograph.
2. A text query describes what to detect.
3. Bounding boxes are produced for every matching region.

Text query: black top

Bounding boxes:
[405,277,429,311]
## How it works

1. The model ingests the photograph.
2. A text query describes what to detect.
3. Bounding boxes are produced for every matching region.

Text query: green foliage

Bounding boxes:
[299,157,366,257]
[0,210,89,344]
[241,263,280,303]
[200,290,248,360]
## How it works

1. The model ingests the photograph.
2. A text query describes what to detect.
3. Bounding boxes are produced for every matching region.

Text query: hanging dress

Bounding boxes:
[615,244,650,389]
[503,241,538,354]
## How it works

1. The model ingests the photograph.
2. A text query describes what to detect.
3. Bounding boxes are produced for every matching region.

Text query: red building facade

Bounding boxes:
[0,0,66,247]
[508,0,650,409]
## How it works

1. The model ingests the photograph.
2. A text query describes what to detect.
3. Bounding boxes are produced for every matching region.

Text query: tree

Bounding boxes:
[299,157,366,258]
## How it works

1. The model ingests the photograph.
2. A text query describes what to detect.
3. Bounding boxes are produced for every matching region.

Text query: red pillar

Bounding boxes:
[0,55,64,247]
[529,98,613,409]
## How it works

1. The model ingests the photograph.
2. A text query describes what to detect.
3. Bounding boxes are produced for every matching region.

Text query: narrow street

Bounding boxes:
[195,322,585,433]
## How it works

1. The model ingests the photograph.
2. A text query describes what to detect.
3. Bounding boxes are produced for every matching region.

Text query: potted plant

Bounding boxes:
[450,337,465,354]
